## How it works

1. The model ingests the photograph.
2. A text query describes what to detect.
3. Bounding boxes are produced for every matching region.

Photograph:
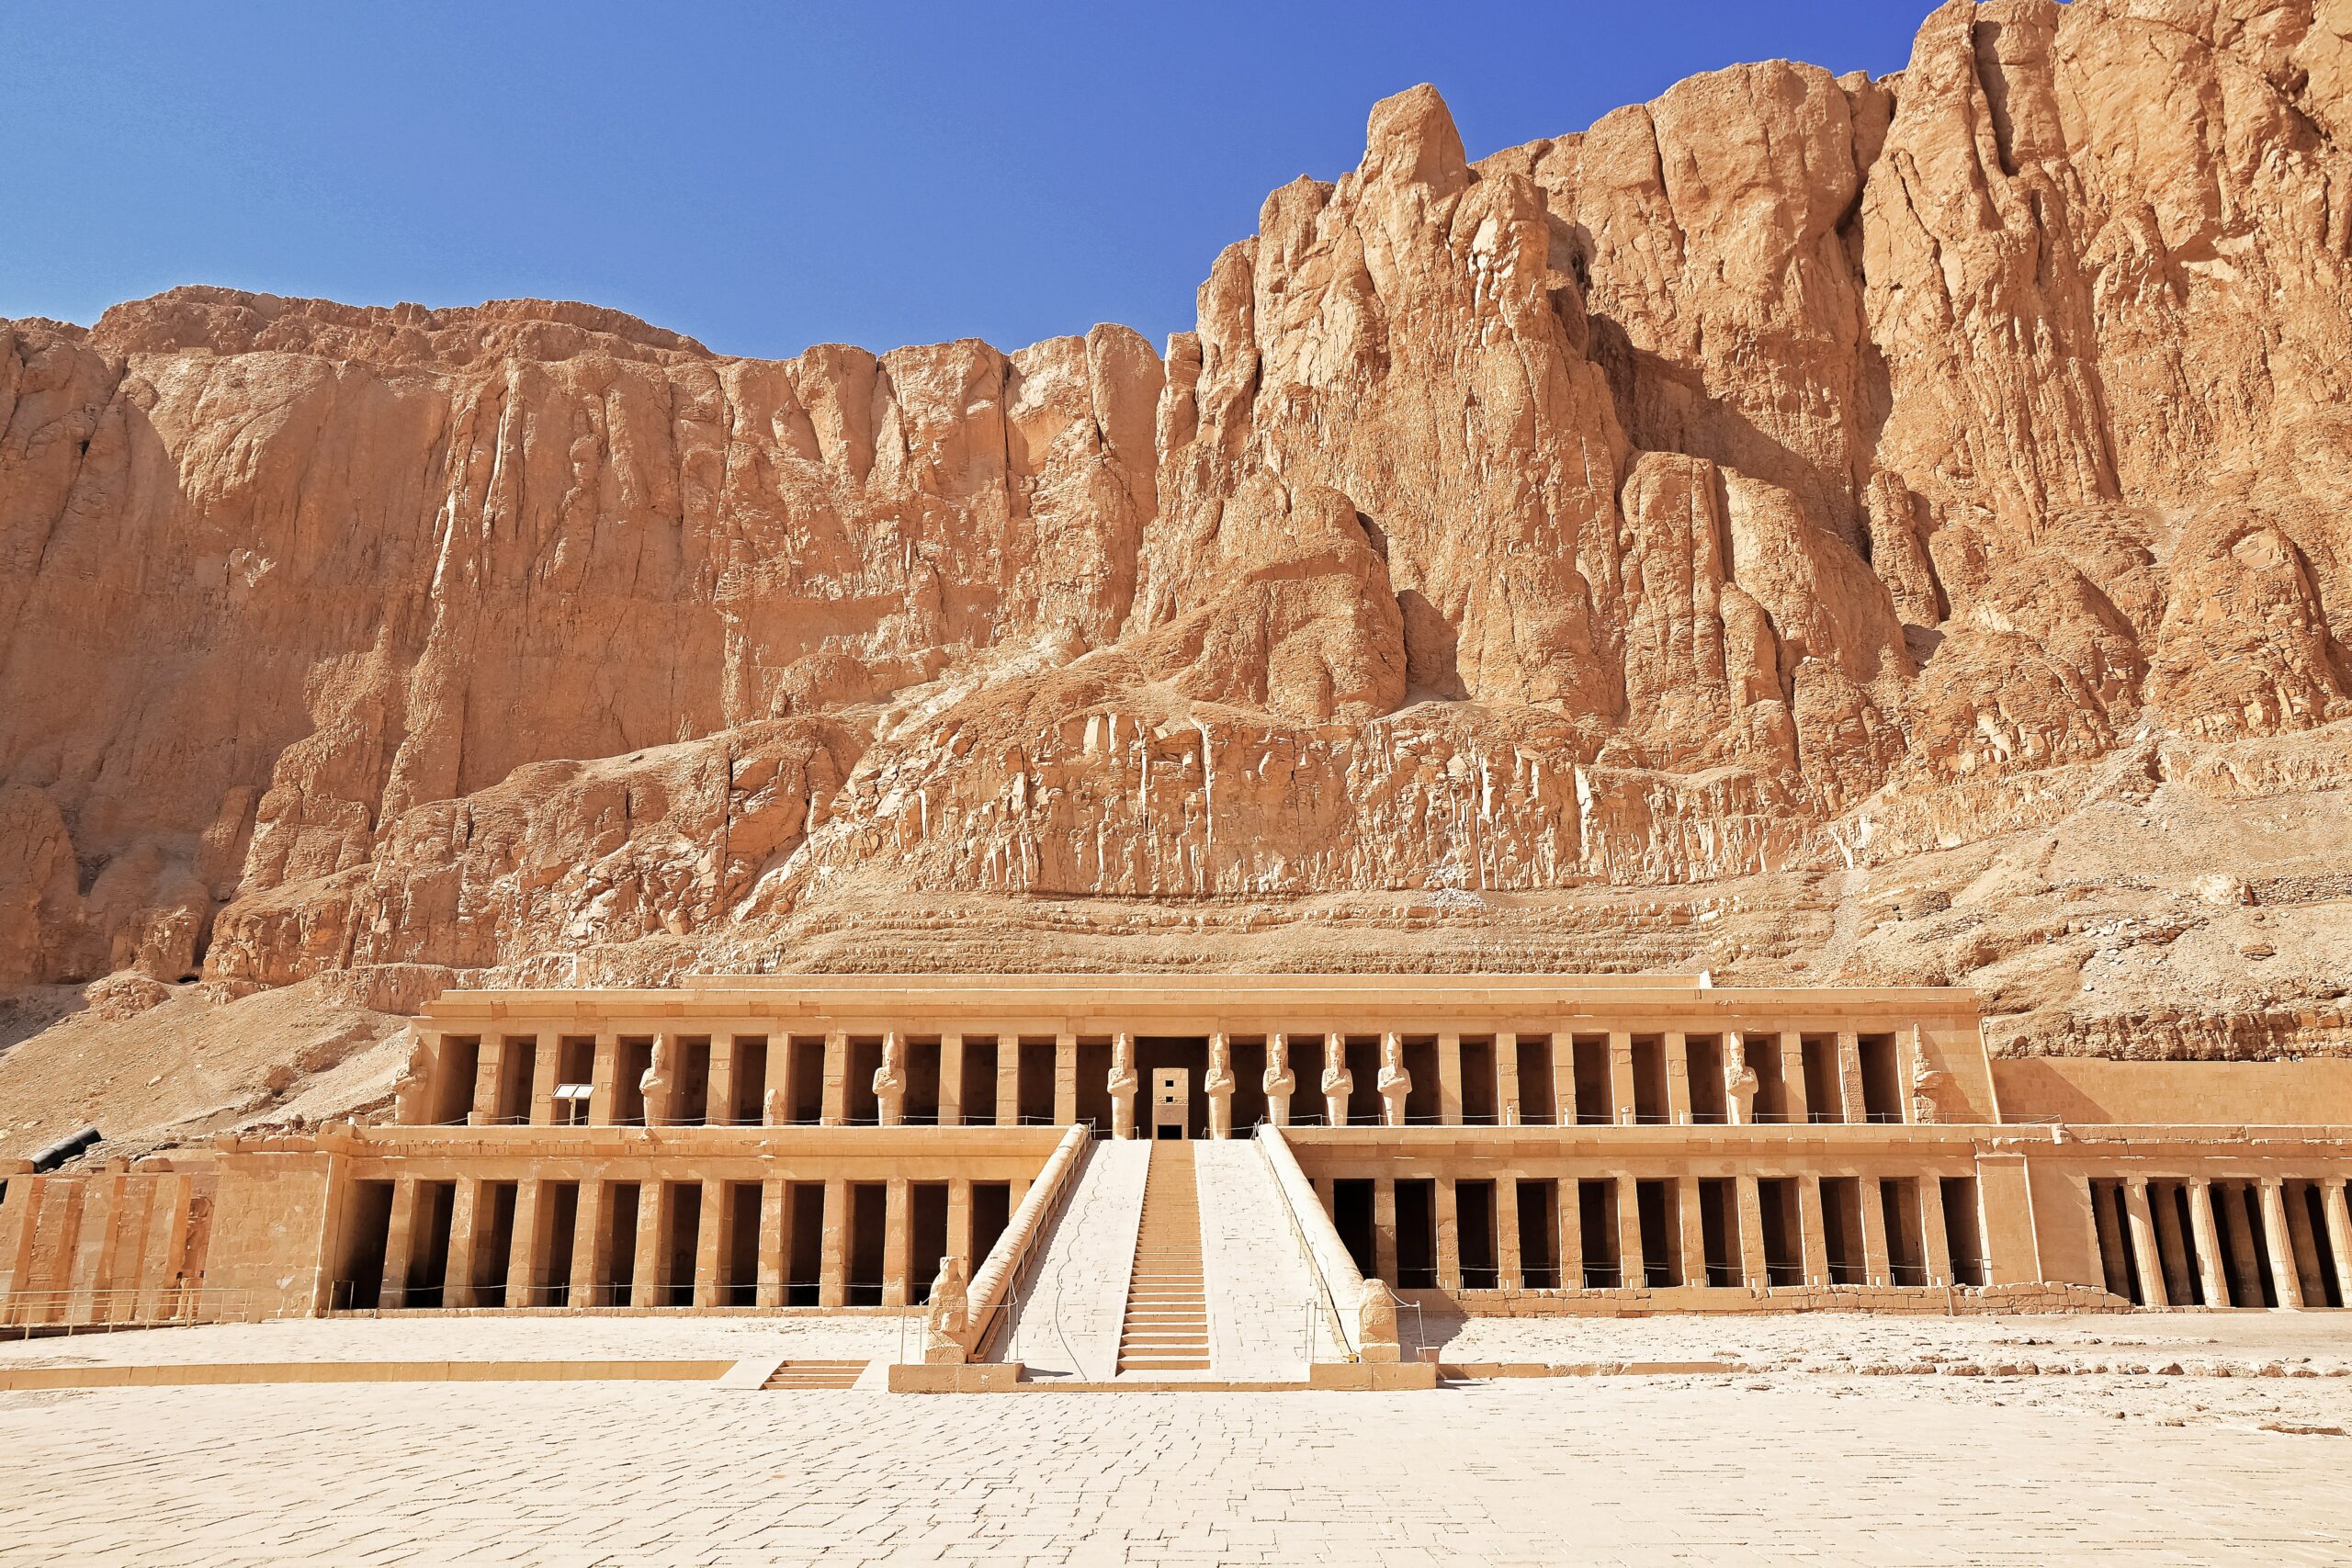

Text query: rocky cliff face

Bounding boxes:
[6,0,2352,1099]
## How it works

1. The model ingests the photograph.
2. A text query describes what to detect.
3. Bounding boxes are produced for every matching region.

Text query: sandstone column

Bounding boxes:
[818,1179,849,1308]
[1616,1176,1645,1287]
[820,1032,848,1126]
[1373,1179,1398,1286]
[1437,1032,1464,1125]
[505,1179,546,1307]
[1495,1177,1522,1289]
[1053,1032,1078,1127]
[1496,1032,1522,1125]
[2323,1179,2352,1309]
[588,1032,620,1125]
[1837,1031,1867,1123]
[994,1033,1020,1128]
[2150,1181,2195,1305]
[1262,1033,1295,1129]
[694,1179,727,1308]
[377,1179,420,1310]
[468,1039,505,1125]
[1779,1032,1809,1123]
[707,1036,737,1127]
[1435,1178,1461,1291]
[1678,1175,1708,1286]
[882,1178,912,1308]
[1736,1176,1770,1289]
[1557,1178,1584,1290]
[1921,1177,1954,1288]
[443,1179,483,1308]
[947,1179,974,1275]
[875,1032,907,1128]
[1609,1033,1636,1126]
[1664,1032,1692,1125]
[939,1033,965,1128]
[1322,1033,1352,1126]
[1549,1034,1577,1129]
[756,1177,787,1309]
[1109,1032,1139,1139]
[2188,1178,2232,1307]
[633,1181,670,1308]
[2258,1179,2304,1310]
[2282,1183,2329,1306]
[1798,1174,1831,1287]
[2124,1179,2168,1308]
[571,1181,610,1307]
[1858,1178,1892,1288]
[1206,1032,1236,1139]
[1376,1032,1410,1129]
[528,1032,560,1125]
[2222,1183,2266,1303]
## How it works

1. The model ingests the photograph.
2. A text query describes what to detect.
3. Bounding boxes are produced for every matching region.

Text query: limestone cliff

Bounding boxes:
[6,0,2352,1144]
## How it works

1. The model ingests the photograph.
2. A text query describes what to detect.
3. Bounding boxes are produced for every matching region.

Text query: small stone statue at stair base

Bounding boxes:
[1724,1035,1759,1123]
[1356,1279,1404,1363]
[1376,1032,1411,1127]
[875,1032,907,1125]
[390,1029,433,1123]
[639,1036,674,1125]
[1205,1032,1236,1137]
[1108,1032,1139,1138]
[924,1254,972,1363]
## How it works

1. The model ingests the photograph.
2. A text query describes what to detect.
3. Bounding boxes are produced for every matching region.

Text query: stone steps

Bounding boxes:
[1116,1142,1211,1373]
[761,1359,867,1390]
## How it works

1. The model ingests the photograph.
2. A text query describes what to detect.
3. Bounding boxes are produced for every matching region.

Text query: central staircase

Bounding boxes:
[1116,1141,1212,1374]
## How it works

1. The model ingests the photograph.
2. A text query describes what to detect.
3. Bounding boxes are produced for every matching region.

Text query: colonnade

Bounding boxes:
[2091,1174,2352,1310]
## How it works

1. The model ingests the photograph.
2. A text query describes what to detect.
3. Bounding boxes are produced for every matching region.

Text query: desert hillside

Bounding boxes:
[5,0,2352,1154]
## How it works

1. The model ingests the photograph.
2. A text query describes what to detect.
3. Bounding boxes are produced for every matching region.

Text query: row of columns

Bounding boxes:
[2109,1175,2352,1310]
[1318,1171,1963,1292]
[444,1026,1912,1131]
[370,1171,1023,1311]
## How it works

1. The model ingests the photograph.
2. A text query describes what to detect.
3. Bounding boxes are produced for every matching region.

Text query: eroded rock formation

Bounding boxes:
[6,0,2352,1096]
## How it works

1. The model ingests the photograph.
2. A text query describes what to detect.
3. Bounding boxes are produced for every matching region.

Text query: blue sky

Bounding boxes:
[1,2,1935,360]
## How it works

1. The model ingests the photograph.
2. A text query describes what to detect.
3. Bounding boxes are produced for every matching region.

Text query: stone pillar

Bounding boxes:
[1376,1032,1410,1129]
[1735,1176,1770,1288]
[707,1036,738,1127]
[2188,1178,2232,1307]
[1556,1178,1583,1291]
[1495,1177,1523,1290]
[633,1181,670,1308]
[1779,1032,1809,1124]
[1109,1032,1139,1140]
[1053,1032,1078,1127]
[1437,1032,1464,1125]
[1837,1031,1867,1123]
[2258,1178,2304,1310]
[528,1032,560,1125]
[1664,1032,1692,1125]
[1609,1032,1637,1125]
[443,1179,483,1307]
[947,1179,974,1275]
[818,1179,848,1308]
[1206,1032,1236,1139]
[2124,1179,2167,1308]
[875,1032,907,1128]
[588,1032,621,1125]
[2323,1179,2352,1310]
[505,1179,545,1307]
[2222,1182,2266,1303]
[1321,1032,1351,1127]
[882,1178,912,1308]
[1496,1032,1522,1125]
[756,1178,787,1309]
[2151,1181,2195,1306]
[1550,1034,1577,1129]
[1434,1178,1461,1291]
[694,1179,727,1308]
[939,1033,965,1128]
[1677,1175,1708,1286]
[1262,1033,1295,1129]
[469,1039,505,1125]
[377,1179,420,1310]
[1373,1178,1399,1286]
[1615,1175,1645,1287]
[2282,1182,2328,1307]
[1798,1174,1830,1286]
[1921,1177,1954,1287]
[989,1033,1016,1128]
[1858,1178,1891,1288]
[571,1181,610,1307]
[820,1031,848,1126]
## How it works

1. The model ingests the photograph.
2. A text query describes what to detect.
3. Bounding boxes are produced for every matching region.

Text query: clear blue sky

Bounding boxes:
[1,2,1936,361]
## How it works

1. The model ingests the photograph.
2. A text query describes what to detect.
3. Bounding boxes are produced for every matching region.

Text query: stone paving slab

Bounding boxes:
[2,1370,2347,1564]
[0,1314,907,1367]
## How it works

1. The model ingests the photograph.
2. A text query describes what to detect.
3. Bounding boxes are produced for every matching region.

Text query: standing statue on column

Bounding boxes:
[763,1085,789,1127]
[1910,1031,1954,1124]
[1321,1035,1353,1126]
[1262,1033,1295,1126]
[874,1032,907,1126]
[1107,1032,1139,1138]
[1205,1032,1236,1138]
[1376,1032,1411,1127]
[639,1036,674,1125]
[1724,1034,1758,1124]
[390,1028,433,1124]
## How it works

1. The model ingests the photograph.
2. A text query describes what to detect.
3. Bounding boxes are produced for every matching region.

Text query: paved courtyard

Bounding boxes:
[6,1348,2351,1564]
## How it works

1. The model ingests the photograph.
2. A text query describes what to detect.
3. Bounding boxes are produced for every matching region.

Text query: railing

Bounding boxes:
[1253,1124,1358,1361]
[966,1122,1091,1367]
[0,1287,308,1338]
